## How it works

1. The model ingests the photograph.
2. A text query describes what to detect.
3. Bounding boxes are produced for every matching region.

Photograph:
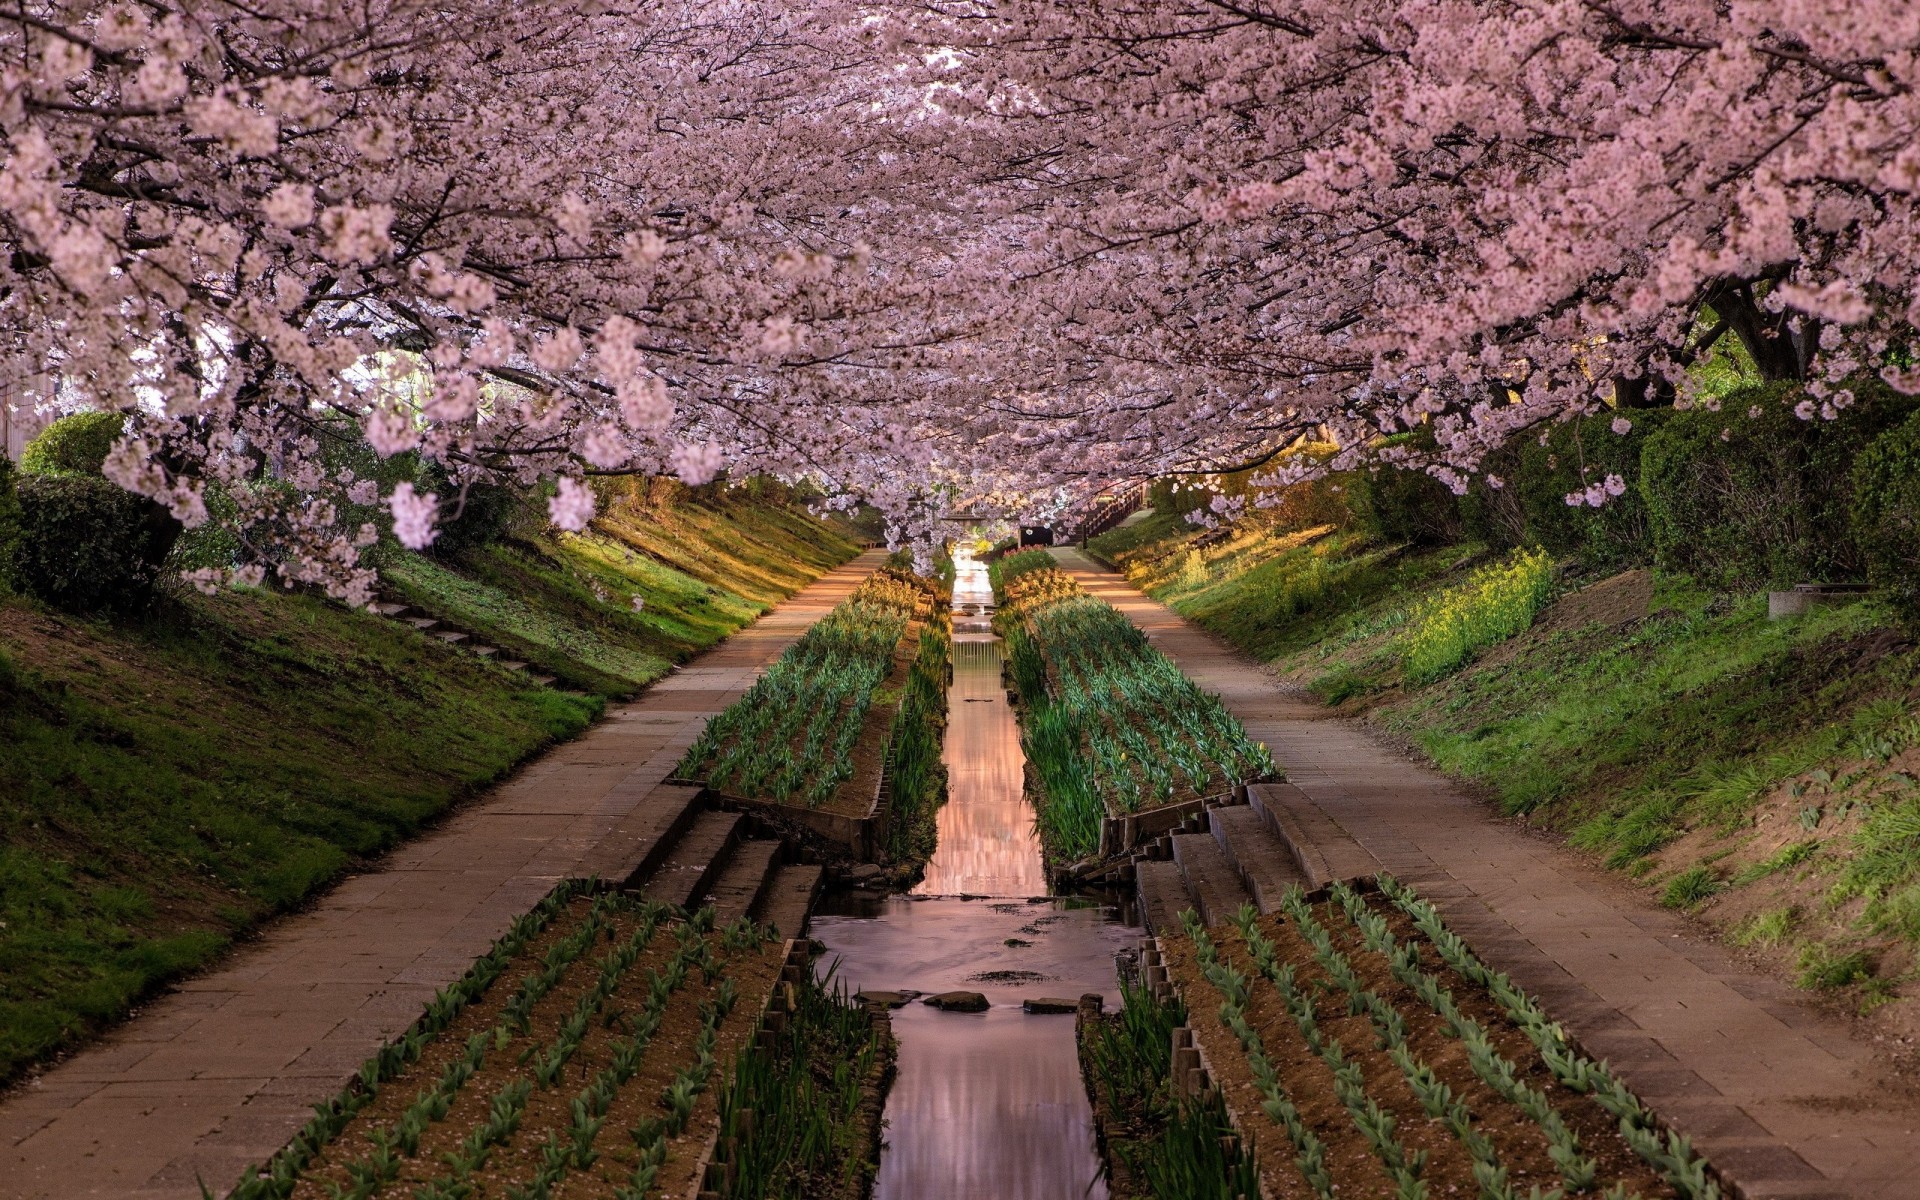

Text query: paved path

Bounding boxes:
[0,550,884,1200]
[1055,548,1919,1200]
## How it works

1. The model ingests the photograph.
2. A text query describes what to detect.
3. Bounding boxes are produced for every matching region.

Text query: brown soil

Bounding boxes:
[1647,742,1920,1054]
[280,896,784,1199]
[1161,892,1676,1200]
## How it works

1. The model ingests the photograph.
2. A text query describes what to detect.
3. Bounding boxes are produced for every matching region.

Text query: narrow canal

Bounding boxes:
[811,549,1141,1200]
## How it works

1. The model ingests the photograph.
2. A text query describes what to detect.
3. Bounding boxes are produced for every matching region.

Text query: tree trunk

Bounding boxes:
[1705,280,1815,382]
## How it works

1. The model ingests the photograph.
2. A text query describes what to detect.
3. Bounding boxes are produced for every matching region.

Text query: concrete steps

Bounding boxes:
[1248,782,1378,887]
[372,598,533,681]
[1209,804,1307,913]
[639,809,744,909]
[571,782,706,885]
[752,863,825,940]
[705,838,783,924]
[1121,791,1336,933]
[1135,859,1194,934]
[1171,831,1255,927]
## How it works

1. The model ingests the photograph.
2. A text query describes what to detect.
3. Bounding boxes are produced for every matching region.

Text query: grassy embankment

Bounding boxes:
[0,491,856,1082]
[1092,511,1920,1014]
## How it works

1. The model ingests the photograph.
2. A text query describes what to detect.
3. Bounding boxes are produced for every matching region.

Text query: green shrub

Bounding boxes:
[429,480,531,556]
[1849,409,1920,621]
[1400,548,1555,683]
[7,475,174,612]
[1346,432,1463,546]
[1456,442,1526,552]
[1512,410,1671,566]
[1639,380,1919,589]
[19,410,126,477]
[0,456,21,580]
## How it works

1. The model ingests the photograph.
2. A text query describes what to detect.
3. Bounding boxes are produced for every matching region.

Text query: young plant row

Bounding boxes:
[1170,880,1719,1200]
[1364,878,1722,1199]
[227,890,783,1200]
[677,568,936,809]
[1077,979,1261,1200]
[712,964,895,1199]
[993,559,1274,861]
[882,608,953,870]
[225,880,598,1200]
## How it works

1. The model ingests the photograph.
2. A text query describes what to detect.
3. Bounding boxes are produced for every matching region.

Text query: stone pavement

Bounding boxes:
[0,550,884,1200]
[1054,548,1920,1200]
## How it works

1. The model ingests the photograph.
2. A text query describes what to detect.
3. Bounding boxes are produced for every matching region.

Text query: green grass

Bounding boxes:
[384,495,859,696]
[1732,907,1797,947]
[0,492,854,1082]
[1660,866,1723,909]
[1111,506,1920,996]
[0,594,600,1082]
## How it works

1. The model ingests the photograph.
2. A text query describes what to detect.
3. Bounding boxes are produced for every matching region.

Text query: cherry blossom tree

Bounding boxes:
[6,0,1920,593]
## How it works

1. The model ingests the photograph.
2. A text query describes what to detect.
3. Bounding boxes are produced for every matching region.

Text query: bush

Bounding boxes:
[430,479,531,556]
[0,456,21,578]
[1850,409,1920,621]
[1401,547,1554,683]
[1517,410,1671,566]
[1639,380,1919,589]
[1346,433,1464,546]
[7,475,175,612]
[1456,442,1526,552]
[19,410,126,477]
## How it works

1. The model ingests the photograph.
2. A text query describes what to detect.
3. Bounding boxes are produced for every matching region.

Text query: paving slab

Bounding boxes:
[1208,803,1307,912]
[0,550,883,1200]
[1170,832,1254,926]
[1054,547,1920,1200]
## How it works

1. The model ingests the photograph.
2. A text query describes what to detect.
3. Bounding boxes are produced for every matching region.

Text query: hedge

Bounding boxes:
[1639,379,1919,589]
[1346,432,1463,546]
[7,475,175,612]
[1851,409,1920,622]
[19,410,126,477]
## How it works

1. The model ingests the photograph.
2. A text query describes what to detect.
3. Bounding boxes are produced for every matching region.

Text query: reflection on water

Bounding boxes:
[812,898,1131,1200]
[812,549,1139,1200]
[916,633,1047,897]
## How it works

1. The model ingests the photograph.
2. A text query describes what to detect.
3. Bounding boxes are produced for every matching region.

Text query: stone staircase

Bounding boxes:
[368,598,553,686]
[588,781,826,940]
[1131,780,1378,932]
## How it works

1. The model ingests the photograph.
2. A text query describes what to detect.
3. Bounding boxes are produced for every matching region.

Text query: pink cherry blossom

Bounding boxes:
[670,441,726,486]
[548,477,596,532]
[387,483,438,550]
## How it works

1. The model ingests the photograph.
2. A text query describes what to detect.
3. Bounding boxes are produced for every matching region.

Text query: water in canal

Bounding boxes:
[811,549,1140,1200]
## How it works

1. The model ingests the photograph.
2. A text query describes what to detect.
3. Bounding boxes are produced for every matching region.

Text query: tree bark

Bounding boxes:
[1704,279,1815,382]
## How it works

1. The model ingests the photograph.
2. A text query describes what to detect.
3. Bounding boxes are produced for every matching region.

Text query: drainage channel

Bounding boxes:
[811,548,1141,1200]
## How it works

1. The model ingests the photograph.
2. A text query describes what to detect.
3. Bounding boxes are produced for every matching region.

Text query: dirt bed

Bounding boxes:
[249,892,784,1200]
[1161,885,1688,1199]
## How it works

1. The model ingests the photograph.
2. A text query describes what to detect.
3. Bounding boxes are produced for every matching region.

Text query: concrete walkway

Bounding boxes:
[0,550,884,1200]
[1054,548,1919,1200]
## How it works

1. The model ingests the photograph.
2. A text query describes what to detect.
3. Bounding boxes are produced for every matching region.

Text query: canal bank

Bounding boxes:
[811,549,1141,1200]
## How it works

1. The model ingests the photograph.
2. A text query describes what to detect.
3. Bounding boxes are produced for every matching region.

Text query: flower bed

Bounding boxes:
[1078,981,1259,1200]
[707,967,895,1199]
[675,570,949,870]
[1158,877,1726,1200]
[992,557,1274,863]
[227,886,789,1200]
